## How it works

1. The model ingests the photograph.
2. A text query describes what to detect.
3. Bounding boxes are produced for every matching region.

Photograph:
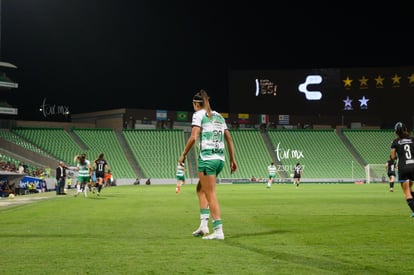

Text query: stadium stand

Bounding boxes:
[0,152,44,176]
[341,129,396,164]
[71,128,136,179]
[1,122,401,184]
[11,127,82,164]
[122,129,187,179]
[0,128,52,157]
[219,129,272,180]
[341,129,398,182]
[266,129,366,181]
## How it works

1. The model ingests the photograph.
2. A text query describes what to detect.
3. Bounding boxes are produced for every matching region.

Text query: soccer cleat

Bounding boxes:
[411,212,414,218]
[192,227,209,237]
[202,231,224,240]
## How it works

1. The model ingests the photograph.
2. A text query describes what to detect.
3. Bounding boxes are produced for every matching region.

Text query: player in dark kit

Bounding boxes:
[390,122,414,217]
[293,163,302,188]
[93,153,110,196]
[386,156,396,192]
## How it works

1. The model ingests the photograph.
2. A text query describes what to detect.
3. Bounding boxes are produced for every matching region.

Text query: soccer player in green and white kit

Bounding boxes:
[267,162,276,188]
[73,153,91,197]
[176,162,185,193]
[179,89,237,240]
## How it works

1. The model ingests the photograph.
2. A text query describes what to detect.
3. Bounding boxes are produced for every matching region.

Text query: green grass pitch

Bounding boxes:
[1,183,412,274]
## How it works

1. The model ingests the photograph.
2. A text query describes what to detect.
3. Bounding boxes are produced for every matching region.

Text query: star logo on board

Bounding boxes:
[358,96,369,110]
[391,74,401,87]
[374,75,384,88]
[358,76,369,89]
[408,73,414,87]
[343,96,353,110]
[342,77,353,88]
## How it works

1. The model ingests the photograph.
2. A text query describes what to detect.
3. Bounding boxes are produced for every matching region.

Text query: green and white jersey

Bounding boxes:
[192,109,227,161]
[176,165,185,179]
[77,160,90,177]
[268,165,276,177]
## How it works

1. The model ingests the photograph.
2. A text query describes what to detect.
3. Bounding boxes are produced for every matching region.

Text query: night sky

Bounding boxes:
[1,1,412,120]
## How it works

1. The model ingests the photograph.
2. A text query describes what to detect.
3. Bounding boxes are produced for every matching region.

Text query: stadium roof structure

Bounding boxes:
[0,61,18,89]
[0,61,17,69]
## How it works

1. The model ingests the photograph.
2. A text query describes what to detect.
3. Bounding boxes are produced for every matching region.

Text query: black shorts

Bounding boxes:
[397,168,414,182]
[95,173,105,179]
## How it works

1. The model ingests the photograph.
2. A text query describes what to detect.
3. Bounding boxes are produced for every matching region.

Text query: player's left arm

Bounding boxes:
[224,129,237,173]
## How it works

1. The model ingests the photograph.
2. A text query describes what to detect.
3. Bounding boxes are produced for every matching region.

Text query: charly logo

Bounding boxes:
[39,98,70,117]
[298,75,323,100]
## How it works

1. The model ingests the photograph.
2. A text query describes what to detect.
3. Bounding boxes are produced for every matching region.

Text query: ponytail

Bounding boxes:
[199,89,212,118]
